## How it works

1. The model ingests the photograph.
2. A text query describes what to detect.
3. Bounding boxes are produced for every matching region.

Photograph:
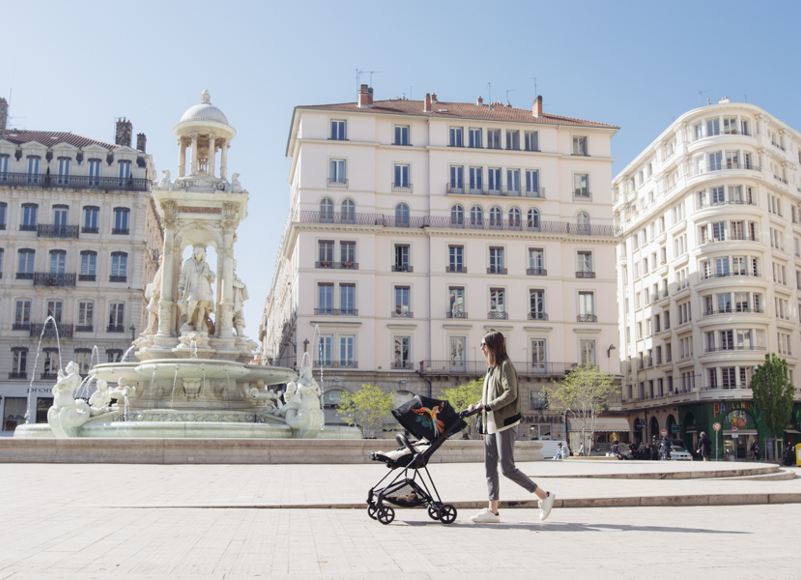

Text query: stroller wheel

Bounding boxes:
[438,504,457,524]
[377,506,395,525]
[427,504,441,520]
[367,503,378,520]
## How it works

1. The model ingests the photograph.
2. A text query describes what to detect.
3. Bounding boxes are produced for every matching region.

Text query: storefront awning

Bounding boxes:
[567,417,630,433]
[784,429,801,434]
[724,429,758,435]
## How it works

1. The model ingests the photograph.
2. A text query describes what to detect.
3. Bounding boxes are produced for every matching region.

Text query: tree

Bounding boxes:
[337,384,395,439]
[543,366,618,452]
[751,354,795,457]
[441,378,484,438]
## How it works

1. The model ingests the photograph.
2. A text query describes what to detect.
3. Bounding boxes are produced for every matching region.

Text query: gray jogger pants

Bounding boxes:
[484,426,538,501]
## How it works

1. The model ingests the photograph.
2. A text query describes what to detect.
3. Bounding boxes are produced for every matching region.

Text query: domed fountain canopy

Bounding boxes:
[173,90,236,140]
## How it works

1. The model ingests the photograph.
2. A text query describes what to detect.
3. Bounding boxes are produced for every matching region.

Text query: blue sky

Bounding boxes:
[3,0,801,334]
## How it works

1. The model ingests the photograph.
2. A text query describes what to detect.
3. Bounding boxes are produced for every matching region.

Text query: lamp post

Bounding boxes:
[129,324,136,342]
[606,344,616,374]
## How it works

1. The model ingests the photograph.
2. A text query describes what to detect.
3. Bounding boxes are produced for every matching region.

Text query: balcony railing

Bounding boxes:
[487,266,507,274]
[700,270,759,281]
[392,361,413,369]
[446,310,468,319]
[313,308,359,316]
[488,311,508,320]
[575,271,596,278]
[420,360,587,376]
[81,226,99,234]
[691,164,762,176]
[526,268,547,276]
[771,141,786,152]
[16,272,34,280]
[704,345,767,353]
[37,224,79,239]
[391,310,414,318]
[8,372,27,380]
[111,228,130,235]
[528,312,548,321]
[298,211,616,237]
[0,172,149,192]
[30,323,73,339]
[446,265,467,273]
[446,183,546,199]
[327,178,348,188]
[74,325,94,332]
[392,183,413,193]
[702,307,764,316]
[12,323,31,331]
[577,314,598,322]
[698,197,757,209]
[391,264,414,273]
[107,325,125,333]
[313,360,358,368]
[33,273,76,287]
[315,261,359,269]
[78,274,96,282]
[109,275,127,283]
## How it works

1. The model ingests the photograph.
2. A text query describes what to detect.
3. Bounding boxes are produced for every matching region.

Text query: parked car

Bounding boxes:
[590,442,633,459]
[669,445,693,461]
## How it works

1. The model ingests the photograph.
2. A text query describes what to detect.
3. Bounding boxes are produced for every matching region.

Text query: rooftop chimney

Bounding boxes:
[476,96,483,106]
[431,93,438,103]
[424,93,432,113]
[0,98,7,138]
[357,84,374,108]
[136,133,147,153]
[532,95,543,118]
[115,118,132,147]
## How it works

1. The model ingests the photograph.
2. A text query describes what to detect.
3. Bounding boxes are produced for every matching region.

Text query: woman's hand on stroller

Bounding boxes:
[462,404,483,418]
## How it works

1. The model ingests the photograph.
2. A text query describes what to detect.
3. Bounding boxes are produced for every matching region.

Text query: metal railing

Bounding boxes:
[577,314,598,322]
[326,178,348,188]
[392,361,413,369]
[313,360,358,368]
[78,274,96,281]
[109,275,127,283]
[315,261,359,270]
[446,310,468,319]
[30,323,73,339]
[111,228,129,235]
[107,325,125,333]
[74,325,94,332]
[487,266,507,274]
[81,226,99,234]
[391,310,414,318]
[488,311,508,320]
[528,312,548,321]
[420,360,583,376]
[527,268,547,276]
[313,308,359,316]
[446,183,545,198]
[33,273,76,287]
[575,271,596,278]
[698,197,757,209]
[37,224,79,239]
[0,172,149,192]
[8,372,27,380]
[392,183,413,193]
[446,265,467,273]
[702,307,764,316]
[391,264,414,272]
[700,270,759,280]
[704,345,767,353]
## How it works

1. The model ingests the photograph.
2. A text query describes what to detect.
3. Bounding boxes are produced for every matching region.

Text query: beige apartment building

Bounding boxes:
[0,100,161,433]
[614,98,801,459]
[262,86,622,440]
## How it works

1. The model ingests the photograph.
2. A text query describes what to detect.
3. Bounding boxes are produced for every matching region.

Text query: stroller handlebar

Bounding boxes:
[459,407,482,418]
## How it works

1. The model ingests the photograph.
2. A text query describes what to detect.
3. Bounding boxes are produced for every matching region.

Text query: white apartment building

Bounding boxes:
[263,86,621,440]
[614,98,801,459]
[0,103,161,433]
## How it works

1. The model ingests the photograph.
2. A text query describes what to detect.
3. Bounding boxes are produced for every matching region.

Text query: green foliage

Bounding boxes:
[337,384,395,439]
[751,354,795,439]
[543,366,618,447]
[441,378,484,437]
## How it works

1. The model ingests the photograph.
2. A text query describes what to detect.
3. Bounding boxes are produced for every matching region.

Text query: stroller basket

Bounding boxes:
[381,479,429,508]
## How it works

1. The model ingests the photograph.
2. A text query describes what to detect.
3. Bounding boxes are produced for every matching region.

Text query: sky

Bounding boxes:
[3,0,801,338]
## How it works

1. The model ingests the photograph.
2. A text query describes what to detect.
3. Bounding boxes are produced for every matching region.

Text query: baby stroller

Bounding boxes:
[366,395,475,525]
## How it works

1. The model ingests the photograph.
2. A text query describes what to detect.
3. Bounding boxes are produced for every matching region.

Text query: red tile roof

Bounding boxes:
[298,98,617,128]
[1,130,119,150]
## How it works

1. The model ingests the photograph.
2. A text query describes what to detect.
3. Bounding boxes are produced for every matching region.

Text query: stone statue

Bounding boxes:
[177,246,216,332]
[248,380,282,409]
[231,173,243,193]
[47,361,91,437]
[144,256,163,335]
[272,365,323,438]
[232,263,248,337]
[88,379,111,416]
[157,170,172,190]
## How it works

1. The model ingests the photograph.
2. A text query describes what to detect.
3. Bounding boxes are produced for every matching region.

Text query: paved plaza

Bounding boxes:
[1,459,799,579]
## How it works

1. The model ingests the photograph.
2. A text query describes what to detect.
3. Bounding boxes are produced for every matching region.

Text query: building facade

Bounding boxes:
[0,105,161,433]
[613,98,801,459]
[262,86,622,440]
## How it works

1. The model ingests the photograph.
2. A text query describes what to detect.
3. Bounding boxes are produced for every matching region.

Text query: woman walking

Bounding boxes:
[468,331,555,523]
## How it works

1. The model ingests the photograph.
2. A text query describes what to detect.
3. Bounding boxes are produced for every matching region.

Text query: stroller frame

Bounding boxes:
[366,408,476,525]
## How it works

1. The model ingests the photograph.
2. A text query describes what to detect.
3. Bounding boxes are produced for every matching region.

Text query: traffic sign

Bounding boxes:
[713,422,721,431]
[731,426,738,433]
[660,429,667,437]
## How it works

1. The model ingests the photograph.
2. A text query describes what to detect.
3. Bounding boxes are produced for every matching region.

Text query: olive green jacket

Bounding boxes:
[481,359,522,434]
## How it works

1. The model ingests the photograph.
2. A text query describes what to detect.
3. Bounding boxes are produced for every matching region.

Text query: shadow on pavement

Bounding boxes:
[398,519,750,535]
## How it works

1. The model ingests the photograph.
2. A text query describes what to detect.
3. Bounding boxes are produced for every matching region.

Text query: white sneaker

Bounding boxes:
[470,507,500,523]
[539,492,555,522]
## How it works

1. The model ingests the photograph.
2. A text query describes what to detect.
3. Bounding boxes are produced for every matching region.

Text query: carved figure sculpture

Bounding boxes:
[272,365,323,438]
[177,246,216,332]
[232,263,248,337]
[157,169,172,190]
[144,256,163,335]
[47,361,91,437]
[88,379,111,416]
[231,173,243,193]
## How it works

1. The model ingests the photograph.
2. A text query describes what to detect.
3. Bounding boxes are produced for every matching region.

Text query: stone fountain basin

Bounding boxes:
[135,359,251,380]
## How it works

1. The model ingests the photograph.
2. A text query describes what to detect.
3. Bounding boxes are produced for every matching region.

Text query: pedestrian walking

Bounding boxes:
[750,441,760,461]
[577,443,584,457]
[697,432,712,461]
[468,331,555,523]
[660,436,672,461]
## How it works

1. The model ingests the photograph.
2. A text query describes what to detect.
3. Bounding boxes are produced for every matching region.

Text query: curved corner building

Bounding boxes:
[613,98,801,459]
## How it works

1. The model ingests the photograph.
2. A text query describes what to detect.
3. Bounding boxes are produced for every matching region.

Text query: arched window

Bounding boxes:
[489,206,503,228]
[395,203,410,226]
[341,199,355,223]
[508,207,521,229]
[470,205,483,227]
[450,204,464,226]
[527,208,540,230]
[320,197,334,221]
[577,211,590,235]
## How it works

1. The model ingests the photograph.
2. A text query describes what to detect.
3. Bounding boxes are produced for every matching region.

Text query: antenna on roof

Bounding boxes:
[487,82,492,111]
[698,89,713,107]
[409,86,415,100]
[505,89,515,105]
[532,77,537,97]
[356,69,381,88]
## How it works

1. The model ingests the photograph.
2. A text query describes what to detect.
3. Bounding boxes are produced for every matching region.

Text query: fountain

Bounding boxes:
[13,91,360,441]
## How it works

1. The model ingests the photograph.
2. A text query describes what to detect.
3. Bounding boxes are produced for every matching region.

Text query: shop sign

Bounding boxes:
[671,424,681,433]
[28,388,52,393]
[522,415,564,424]
[633,418,644,431]
[713,401,759,418]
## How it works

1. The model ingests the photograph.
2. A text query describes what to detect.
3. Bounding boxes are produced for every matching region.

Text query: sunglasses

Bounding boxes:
[480,342,487,348]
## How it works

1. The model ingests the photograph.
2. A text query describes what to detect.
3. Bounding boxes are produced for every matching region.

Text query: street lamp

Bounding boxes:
[129,324,136,342]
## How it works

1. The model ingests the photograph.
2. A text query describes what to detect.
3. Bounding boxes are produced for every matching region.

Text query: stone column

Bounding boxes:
[217,223,236,338]
[208,134,216,178]
[156,221,177,337]
[220,142,228,180]
[178,138,186,177]
[189,133,198,176]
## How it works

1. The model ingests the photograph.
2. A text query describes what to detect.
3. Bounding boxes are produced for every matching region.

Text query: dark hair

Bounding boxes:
[482,331,509,367]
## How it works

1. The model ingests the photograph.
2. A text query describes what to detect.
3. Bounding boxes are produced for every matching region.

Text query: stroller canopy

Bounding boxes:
[392,395,466,441]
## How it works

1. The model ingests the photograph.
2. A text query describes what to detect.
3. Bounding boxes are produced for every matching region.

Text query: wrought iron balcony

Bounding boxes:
[0,172,149,192]
[488,311,508,320]
[8,372,27,380]
[446,310,468,319]
[313,308,359,316]
[526,268,547,276]
[420,360,583,377]
[446,265,467,273]
[30,323,73,339]
[16,272,34,280]
[528,312,549,321]
[391,183,413,193]
[12,323,31,331]
[109,275,127,283]
[446,183,545,199]
[33,273,76,287]
[107,325,125,333]
[487,266,507,275]
[327,178,349,188]
[392,264,413,273]
[112,228,130,235]
[392,361,413,369]
[702,307,764,316]
[37,224,79,239]
[74,325,94,332]
[577,314,598,322]
[81,226,99,234]
[313,360,359,368]
[315,261,359,270]
[391,310,414,318]
[704,345,767,353]
[78,274,96,282]
[576,271,596,278]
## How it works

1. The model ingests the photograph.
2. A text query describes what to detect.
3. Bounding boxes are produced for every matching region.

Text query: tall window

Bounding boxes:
[0,201,6,229]
[113,208,130,234]
[117,160,131,186]
[0,154,8,179]
[706,118,720,136]
[489,247,505,273]
[527,208,540,229]
[394,286,411,317]
[508,207,521,228]
[394,336,411,368]
[21,203,38,230]
[329,159,346,185]
[78,301,94,329]
[340,199,355,222]
[572,136,588,155]
[506,130,520,150]
[317,335,333,365]
[469,167,483,193]
[57,157,71,184]
[580,339,596,367]
[394,244,410,271]
[0,248,3,277]
[49,250,66,275]
[525,170,540,195]
[529,289,546,320]
[339,336,355,366]
[470,205,483,227]
[531,338,546,371]
[340,241,356,265]
[108,302,125,330]
[317,283,333,314]
[75,349,92,375]
[449,336,466,370]
[489,206,503,228]
[320,198,334,221]
[395,203,410,226]
[574,174,590,197]
[449,287,465,317]
[42,349,59,377]
[110,252,128,281]
[340,284,356,315]
[528,248,545,274]
[506,169,521,194]
[468,128,482,148]
[318,240,334,265]
[83,206,99,233]
[577,251,593,274]
[450,204,464,226]
[17,249,35,279]
[524,131,539,152]
[14,299,31,328]
[11,348,28,377]
[488,167,501,192]
[88,159,102,185]
[26,156,40,183]
[487,129,501,149]
[449,127,463,147]
[394,164,410,189]
[489,288,506,317]
[394,125,410,145]
[449,165,464,192]
[331,120,346,140]
[578,291,596,321]
[448,245,464,272]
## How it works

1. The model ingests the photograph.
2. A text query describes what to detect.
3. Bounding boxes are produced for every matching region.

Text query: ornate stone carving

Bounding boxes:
[177,246,216,332]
